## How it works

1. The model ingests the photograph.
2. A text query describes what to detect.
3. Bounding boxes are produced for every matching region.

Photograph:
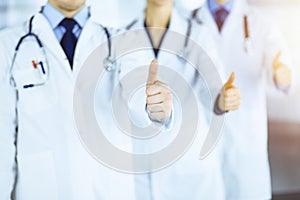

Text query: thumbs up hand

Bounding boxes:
[273,51,292,87]
[146,60,172,122]
[218,72,241,112]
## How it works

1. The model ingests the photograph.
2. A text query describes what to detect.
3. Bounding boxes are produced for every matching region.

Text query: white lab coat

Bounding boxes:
[195,1,292,199]
[0,12,135,200]
[114,9,225,200]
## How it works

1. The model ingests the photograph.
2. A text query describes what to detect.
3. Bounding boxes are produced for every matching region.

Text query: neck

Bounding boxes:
[48,1,84,18]
[145,4,172,28]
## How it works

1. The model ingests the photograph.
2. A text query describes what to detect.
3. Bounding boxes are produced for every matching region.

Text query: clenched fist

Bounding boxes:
[273,51,292,87]
[146,60,172,122]
[218,72,241,112]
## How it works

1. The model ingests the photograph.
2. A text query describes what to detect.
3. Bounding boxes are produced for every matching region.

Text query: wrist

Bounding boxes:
[214,94,226,115]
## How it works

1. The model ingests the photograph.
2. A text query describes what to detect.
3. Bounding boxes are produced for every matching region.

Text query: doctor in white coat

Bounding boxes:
[192,0,292,199]
[0,0,136,199]
[114,0,241,199]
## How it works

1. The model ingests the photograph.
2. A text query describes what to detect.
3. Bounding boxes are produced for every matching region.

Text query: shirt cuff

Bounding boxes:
[274,77,290,94]
[145,104,173,129]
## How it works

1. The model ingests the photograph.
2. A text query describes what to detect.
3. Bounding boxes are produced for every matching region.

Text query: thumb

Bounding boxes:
[273,50,282,71]
[224,72,235,89]
[147,59,159,84]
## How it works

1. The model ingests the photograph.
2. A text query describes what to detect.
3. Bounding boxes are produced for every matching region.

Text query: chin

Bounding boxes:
[216,0,230,5]
[58,0,85,11]
[149,0,172,7]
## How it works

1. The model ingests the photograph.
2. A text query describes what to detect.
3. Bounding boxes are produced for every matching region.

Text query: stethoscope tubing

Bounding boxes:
[9,12,112,89]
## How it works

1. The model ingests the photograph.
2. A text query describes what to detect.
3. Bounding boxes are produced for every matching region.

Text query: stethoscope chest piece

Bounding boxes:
[103,56,114,72]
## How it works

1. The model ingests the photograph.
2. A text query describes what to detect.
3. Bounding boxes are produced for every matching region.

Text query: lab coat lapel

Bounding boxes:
[32,13,73,78]
[72,19,102,75]
[221,0,249,37]
[201,3,220,37]
[136,11,145,28]
[133,11,157,60]
[165,9,186,36]
[159,9,186,62]
[142,8,187,60]
[128,9,187,61]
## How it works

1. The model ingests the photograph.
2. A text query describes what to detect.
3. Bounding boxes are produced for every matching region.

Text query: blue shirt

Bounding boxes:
[208,0,234,20]
[42,3,89,42]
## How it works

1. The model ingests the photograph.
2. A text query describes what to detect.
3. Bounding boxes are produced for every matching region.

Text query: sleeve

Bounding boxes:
[0,38,18,200]
[190,22,226,83]
[190,23,226,116]
[145,104,174,129]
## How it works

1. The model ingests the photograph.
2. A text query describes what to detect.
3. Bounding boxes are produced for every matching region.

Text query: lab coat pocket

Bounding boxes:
[16,151,58,200]
[14,69,57,114]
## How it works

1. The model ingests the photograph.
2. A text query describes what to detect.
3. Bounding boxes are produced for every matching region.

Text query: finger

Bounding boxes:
[274,51,282,63]
[224,95,242,103]
[153,80,170,88]
[149,112,165,121]
[146,84,170,96]
[149,99,172,111]
[224,72,235,89]
[276,65,290,74]
[225,103,241,110]
[276,71,291,81]
[147,104,164,112]
[147,92,172,104]
[147,59,159,84]
[274,63,286,73]
[225,88,240,97]
[273,50,282,70]
[147,93,164,104]
[225,100,241,108]
[149,111,170,122]
[275,75,292,86]
[227,105,240,111]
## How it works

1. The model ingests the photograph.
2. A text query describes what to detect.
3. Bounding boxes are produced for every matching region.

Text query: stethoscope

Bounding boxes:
[192,8,251,53]
[125,17,193,61]
[9,15,50,89]
[180,19,192,60]
[9,8,113,90]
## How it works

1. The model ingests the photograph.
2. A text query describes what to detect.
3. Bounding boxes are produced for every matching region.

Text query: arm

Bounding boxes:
[261,15,293,93]
[191,24,241,115]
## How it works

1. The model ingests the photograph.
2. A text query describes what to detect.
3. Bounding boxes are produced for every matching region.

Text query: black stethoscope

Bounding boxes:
[192,8,251,53]
[9,7,113,90]
[125,17,193,60]
[9,15,49,89]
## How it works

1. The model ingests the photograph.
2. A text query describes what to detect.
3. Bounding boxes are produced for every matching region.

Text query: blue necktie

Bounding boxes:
[60,18,78,68]
[215,7,229,32]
